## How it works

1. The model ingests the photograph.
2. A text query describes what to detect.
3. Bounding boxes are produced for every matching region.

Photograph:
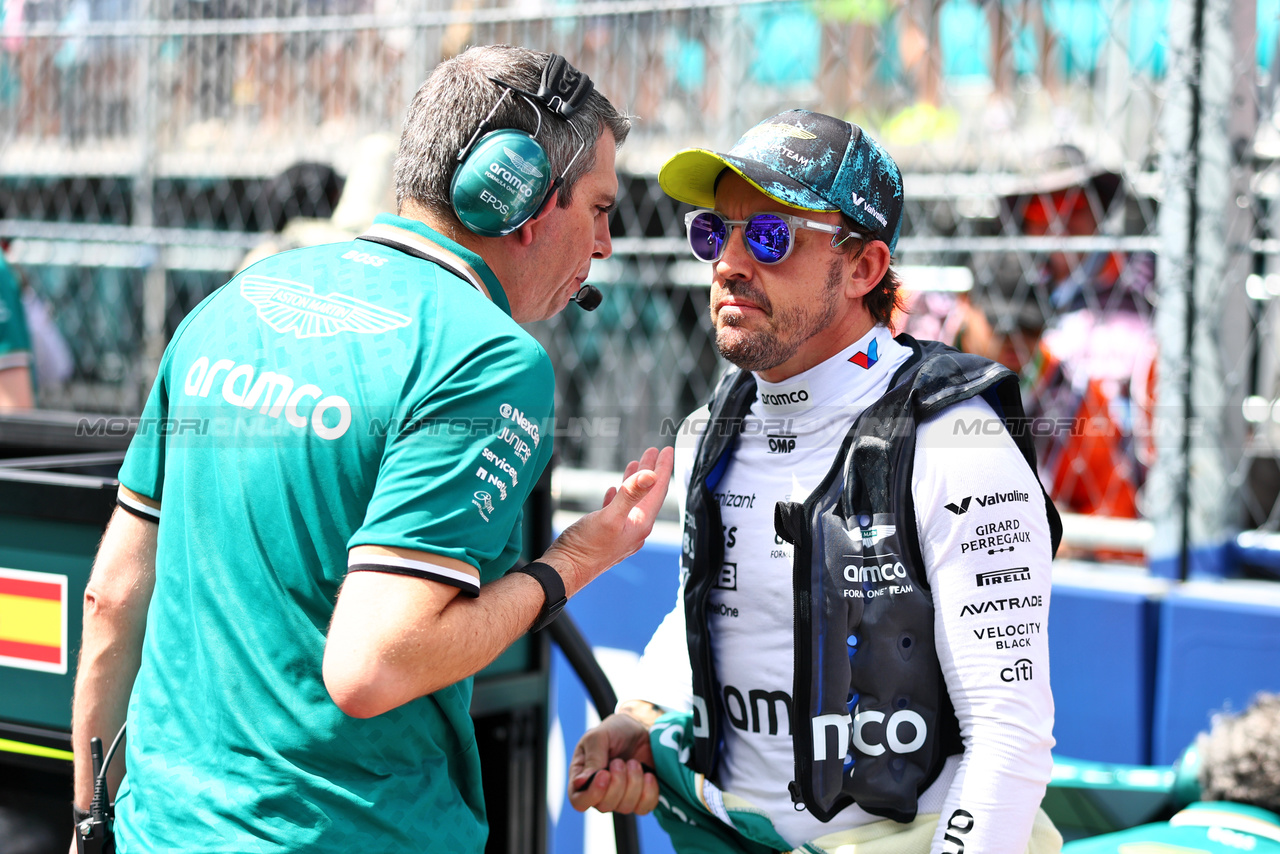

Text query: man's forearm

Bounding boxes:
[71,615,144,808]
[71,506,158,808]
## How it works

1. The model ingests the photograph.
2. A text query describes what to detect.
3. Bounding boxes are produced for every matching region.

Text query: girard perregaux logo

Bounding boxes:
[241,276,412,339]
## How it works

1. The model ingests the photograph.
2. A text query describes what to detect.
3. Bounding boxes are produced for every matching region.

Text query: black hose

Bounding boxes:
[548,612,641,854]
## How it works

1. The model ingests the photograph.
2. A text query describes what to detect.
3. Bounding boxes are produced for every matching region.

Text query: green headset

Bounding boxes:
[450,54,595,237]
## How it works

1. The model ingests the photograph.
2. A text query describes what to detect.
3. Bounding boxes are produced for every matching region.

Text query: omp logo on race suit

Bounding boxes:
[723,684,792,735]
[944,490,1030,515]
[714,491,756,509]
[240,276,411,339]
[758,381,812,414]
[1000,658,1034,682]
[960,594,1042,617]
[974,622,1041,650]
[767,433,797,454]
[942,810,975,854]
[962,518,1032,555]
[976,566,1032,587]
[812,708,928,761]
[183,356,351,440]
[498,403,540,448]
[472,490,494,521]
[480,447,518,487]
[841,556,913,599]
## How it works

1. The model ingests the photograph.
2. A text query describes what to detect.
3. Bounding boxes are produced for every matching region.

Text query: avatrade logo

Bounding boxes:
[849,338,879,370]
[944,491,1030,514]
[241,276,411,339]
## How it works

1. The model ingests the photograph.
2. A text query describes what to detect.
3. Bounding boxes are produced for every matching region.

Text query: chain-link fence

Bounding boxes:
[3,0,1279,571]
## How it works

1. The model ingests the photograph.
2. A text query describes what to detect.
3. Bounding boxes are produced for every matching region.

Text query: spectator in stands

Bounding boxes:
[0,240,33,409]
[1012,146,1157,522]
[1065,694,1280,852]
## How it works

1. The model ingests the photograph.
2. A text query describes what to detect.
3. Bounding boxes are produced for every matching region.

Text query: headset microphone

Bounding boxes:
[572,284,602,311]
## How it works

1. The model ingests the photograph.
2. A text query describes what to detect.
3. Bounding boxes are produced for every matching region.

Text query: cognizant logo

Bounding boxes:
[183,356,351,440]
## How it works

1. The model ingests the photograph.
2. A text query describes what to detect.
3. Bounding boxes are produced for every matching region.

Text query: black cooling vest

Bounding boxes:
[680,335,1062,824]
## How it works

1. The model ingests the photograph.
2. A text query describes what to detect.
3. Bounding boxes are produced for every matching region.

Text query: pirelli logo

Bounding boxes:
[975,567,1031,587]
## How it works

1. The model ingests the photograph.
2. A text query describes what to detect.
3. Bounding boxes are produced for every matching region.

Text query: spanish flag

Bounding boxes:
[0,568,67,674]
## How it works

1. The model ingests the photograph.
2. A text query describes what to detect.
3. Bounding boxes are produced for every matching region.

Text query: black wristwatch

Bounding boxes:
[508,561,566,632]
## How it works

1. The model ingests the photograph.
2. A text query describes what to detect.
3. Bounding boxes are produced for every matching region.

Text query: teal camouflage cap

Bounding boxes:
[658,109,904,253]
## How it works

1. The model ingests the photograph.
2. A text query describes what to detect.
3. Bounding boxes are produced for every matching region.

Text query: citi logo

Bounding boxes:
[1000,658,1034,682]
[945,491,1030,514]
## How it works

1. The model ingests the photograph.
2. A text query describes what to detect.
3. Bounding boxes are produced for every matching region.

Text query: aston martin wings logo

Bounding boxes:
[746,124,818,140]
[240,276,412,339]
[503,148,544,178]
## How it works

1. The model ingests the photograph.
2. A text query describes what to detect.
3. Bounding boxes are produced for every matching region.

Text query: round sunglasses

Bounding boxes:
[683,209,859,265]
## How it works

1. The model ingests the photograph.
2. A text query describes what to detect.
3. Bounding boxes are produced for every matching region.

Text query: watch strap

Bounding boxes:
[509,561,567,632]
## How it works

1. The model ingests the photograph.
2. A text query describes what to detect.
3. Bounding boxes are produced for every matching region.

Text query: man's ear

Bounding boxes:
[846,240,892,299]
[516,187,561,247]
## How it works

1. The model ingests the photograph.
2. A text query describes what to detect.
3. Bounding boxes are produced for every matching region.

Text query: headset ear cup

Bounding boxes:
[450,130,552,237]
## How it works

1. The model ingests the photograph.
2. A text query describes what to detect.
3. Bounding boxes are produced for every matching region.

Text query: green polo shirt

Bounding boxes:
[114,215,554,852]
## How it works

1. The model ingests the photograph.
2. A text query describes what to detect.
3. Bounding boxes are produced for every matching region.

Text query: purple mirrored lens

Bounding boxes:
[689,212,727,262]
[743,214,791,263]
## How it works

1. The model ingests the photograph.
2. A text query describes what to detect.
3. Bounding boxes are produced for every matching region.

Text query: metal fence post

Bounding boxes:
[1149,0,1243,578]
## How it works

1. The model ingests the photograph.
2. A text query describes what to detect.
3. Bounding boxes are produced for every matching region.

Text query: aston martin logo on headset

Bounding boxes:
[503,148,545,179]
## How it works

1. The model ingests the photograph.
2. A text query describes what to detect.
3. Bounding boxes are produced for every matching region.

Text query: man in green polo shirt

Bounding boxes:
[1065,695,1280,853]
[69,45,673,853]
[0,249,33,409]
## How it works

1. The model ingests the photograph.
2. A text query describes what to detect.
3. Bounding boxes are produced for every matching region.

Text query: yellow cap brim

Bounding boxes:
[658,147,837,214]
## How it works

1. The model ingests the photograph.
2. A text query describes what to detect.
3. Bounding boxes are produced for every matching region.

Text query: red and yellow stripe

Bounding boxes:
[0,570,66,672]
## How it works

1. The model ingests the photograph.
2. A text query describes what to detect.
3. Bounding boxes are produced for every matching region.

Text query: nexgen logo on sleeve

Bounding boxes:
[0,568,68,674]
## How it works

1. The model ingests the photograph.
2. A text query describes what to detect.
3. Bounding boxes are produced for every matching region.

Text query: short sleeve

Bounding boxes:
[117,361,171,504]
[352,335,555,582]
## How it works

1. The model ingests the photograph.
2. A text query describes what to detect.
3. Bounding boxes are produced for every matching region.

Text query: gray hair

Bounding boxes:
[394,44,631,223]
[1197,693,1280,814]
